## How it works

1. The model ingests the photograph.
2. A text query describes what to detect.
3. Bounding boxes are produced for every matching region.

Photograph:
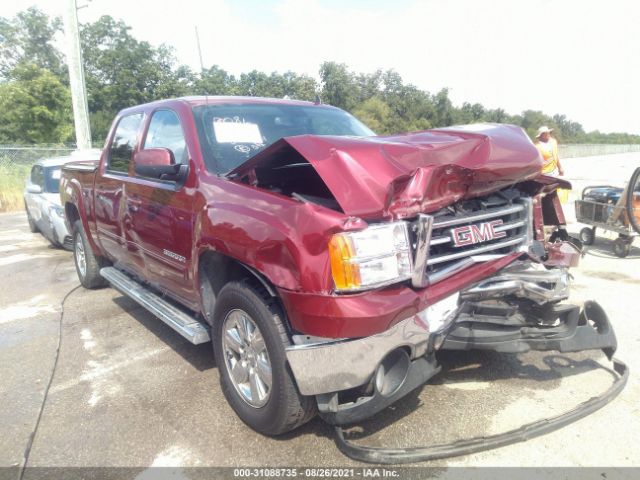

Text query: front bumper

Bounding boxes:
[285,291,459,396]
[50,212,72,249]
[285,261,619,426]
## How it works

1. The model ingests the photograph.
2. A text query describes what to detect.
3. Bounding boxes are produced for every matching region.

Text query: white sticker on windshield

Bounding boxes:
[52,169,61,179]
[213,121,263,144]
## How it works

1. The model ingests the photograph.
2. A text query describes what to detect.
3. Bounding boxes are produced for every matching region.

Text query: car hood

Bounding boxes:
[43,193,62,206]
[230,123,543,219]
[25,191,62,207]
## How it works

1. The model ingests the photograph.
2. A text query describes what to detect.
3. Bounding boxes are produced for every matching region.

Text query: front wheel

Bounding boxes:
[579,226,596,246]
[25,204,38,233]
[212,281,315,435]
[73,220,107,289]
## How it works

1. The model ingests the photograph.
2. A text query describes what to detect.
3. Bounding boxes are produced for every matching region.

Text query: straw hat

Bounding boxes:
[535,126,553,138]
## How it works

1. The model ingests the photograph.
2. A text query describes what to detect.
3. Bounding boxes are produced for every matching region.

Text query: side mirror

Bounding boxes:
[26,184,42,194]
[134,148,188,182]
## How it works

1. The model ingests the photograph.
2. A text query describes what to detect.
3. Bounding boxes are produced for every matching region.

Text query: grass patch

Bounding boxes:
[0,163,31,213]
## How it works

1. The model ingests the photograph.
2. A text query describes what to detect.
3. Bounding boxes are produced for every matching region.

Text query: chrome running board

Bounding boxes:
[100,267,210,344]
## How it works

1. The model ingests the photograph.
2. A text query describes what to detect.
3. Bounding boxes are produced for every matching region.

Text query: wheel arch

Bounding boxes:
[197,250,283,328]
[64,202,81,231]
[62,178,103,255]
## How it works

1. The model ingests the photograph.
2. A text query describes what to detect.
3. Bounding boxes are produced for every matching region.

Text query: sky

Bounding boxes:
[8,0,640,134]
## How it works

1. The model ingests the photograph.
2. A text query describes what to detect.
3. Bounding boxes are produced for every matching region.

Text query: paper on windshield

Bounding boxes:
[51,169,61,179]
[213,121,263,144]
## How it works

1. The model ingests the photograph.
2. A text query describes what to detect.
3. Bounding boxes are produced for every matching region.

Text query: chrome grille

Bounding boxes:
[411,194,532,287]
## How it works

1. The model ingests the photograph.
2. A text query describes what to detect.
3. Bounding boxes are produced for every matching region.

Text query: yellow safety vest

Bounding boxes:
[536,138,559,174]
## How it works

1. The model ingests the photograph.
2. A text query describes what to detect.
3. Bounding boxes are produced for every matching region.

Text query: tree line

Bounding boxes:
[2,7,639,146]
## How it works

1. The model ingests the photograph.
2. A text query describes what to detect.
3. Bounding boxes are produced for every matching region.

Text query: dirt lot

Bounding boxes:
[0,153,639,476]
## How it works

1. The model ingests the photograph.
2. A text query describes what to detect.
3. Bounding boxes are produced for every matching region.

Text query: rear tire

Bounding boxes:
[613,237,631,258]
[579,227,595,246]
[212,280,316,435]
[73,220,107,289]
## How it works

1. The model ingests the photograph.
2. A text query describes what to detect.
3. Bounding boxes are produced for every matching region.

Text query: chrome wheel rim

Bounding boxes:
[222,309,272,408]
[75,232,87,278]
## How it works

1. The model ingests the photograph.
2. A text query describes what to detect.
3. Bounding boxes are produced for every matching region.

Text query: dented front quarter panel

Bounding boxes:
[195,173,366,294]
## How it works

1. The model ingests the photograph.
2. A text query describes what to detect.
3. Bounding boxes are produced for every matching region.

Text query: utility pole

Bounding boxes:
[63,0,92,150]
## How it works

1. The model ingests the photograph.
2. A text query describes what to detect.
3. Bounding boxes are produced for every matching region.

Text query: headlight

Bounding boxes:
[49,205,64,219]
[328,222,413,292]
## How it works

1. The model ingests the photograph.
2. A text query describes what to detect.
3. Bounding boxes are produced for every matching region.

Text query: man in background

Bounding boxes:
[535,126,564,176]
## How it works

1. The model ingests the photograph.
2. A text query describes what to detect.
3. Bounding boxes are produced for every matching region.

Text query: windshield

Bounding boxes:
[192,103,375,174]
[43,166,61,194]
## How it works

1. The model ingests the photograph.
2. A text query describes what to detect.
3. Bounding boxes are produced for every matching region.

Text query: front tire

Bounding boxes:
[25,204,38,233]
[73,220,107,289]
[579,226,595,246]
[212,281,315,435]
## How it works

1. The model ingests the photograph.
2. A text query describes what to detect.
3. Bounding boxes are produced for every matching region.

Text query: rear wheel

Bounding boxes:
[212,281,315,435]
[613,237,631,258]
[579,226,595,246]
[73,220,107,289]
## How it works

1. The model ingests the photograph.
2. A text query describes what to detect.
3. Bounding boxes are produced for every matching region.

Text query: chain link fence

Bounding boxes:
[1,143,639,212]
[2,143,640,168]
[0,145,76,212]
[559,144,640,158]
[0,145,76,168]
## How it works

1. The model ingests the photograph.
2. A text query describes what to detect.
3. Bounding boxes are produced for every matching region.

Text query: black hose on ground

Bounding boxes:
[333,358,628,464]
[17,284,81,480]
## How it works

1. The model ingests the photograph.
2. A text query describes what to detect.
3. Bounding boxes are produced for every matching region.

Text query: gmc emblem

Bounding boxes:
[450,220,506,247]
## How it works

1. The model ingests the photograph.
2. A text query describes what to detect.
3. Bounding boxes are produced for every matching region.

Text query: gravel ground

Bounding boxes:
[0,152,638,477]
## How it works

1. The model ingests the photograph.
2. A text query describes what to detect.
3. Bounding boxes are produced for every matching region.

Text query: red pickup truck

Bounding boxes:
[60,96,620,443]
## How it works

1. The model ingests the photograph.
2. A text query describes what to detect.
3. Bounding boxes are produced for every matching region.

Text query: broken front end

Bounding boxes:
[285,181,621,428]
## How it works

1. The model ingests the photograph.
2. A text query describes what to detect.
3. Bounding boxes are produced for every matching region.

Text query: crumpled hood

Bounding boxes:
[231,123,543,219]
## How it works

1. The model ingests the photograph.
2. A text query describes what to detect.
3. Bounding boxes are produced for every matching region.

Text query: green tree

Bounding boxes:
[516,110,556,140]
[432,88,454,127]
[280,71,318,101]
[319,61,359,110]
[455,102,486,124]
[484,108,511,123]
[235,70,272,97]
[195,65,236,95]
[80,16,192,140]
[0,63,73,143]
[353,96,392,134]
[3,7,640,146]
[0,7,65,80]
[552,114,585,143]
[356,70,382,103]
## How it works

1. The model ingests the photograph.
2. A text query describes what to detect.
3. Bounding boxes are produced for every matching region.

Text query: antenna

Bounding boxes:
[195,26,205,73]
[195,26,209,101]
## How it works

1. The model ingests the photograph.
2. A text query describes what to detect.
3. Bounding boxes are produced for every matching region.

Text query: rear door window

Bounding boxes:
[143,110,188,164]
[44,167,62,193]
[108,113,144,174]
